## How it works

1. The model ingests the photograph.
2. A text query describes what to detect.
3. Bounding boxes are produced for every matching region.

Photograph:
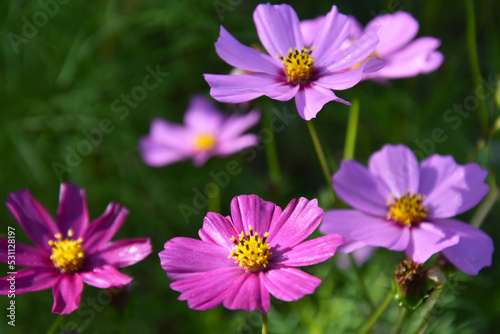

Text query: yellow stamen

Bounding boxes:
[387,192,428,227]
[278,46,315,85]
[229,226,272,272]
[48,229,85,273]
[193,133,216,151]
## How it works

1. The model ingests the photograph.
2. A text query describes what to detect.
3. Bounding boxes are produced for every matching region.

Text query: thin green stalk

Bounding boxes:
[47,315,64,334]
[349,253,375,311]
[394,308,410,334]
[262,312,268,334]
[306,120,336,200]
[471,180,498,227]
[263,107,282,189]
[412,285,446,334]
[359,292,393,334]
[344,98,360,161]
[465,0,489,135]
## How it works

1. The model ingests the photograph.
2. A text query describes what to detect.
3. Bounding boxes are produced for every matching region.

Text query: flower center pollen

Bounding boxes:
[193,133,216,151]
[278,47,315,85]
[48,229,85,273]
[387,192,428,227]
[229,226,272,272]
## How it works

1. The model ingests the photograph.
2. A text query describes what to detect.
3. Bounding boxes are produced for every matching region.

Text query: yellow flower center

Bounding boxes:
[193,133,216,151]
[48,229,85,273]
[229,226,272,272]
[278,47,315,85]
[387,192,428,227]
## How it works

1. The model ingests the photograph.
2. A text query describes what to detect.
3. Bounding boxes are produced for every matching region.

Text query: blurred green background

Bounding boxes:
[1,0,499,333]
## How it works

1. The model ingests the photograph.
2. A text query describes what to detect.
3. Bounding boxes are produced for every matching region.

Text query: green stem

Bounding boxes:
[412,285,446,334]
[344,98,360,161]
[47,315,64,334]
[465,0,489,135]
[262,312,268,334]
[470,179,499,227]
[306,120,336,200]
[359,292,393,334]
[263,107,282,189]
[349,253,375,311]
[394,308,410,334]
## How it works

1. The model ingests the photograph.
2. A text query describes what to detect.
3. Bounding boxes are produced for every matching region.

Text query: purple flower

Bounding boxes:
[139,95,260,167]
[159,194,344,312]
[204,4,383,121]
[0,183,152,314]
[353,12,444,81]
[320,144,493,275]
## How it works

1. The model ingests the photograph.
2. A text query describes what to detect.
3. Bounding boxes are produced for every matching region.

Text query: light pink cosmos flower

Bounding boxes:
[353,12,443,81]
[159,194,344,312]
[204,3,383,121]
[0,183,152,314]
[139,95,260,167]
[320,144,493,275]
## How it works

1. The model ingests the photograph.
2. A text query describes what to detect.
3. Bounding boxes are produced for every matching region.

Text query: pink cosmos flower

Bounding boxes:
[159,194,344,312]
[352,12,443,81]
[0,183,152,314]
[204,3,383,121]
[139,95,260,167]
[320,144,493,275]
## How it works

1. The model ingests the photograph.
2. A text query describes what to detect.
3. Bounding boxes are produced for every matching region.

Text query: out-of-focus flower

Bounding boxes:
[320,144,493,275]
[335,246,375,270]
[353,12,443,81]
[159,194,344,312]
[0,183,152,314]
[139,95,260,167]
[204,3,383,121]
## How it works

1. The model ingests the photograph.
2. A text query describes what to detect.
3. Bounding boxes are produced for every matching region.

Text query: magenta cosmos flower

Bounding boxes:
[139,95,260,167]
[159,194,344,312]
[204,3,383,121]
[320,144,493,275]
[0,183,152,314]
[352,12,443,80]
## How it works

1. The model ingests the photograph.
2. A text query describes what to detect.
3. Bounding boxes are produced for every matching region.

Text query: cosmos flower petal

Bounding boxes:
[0,267,58,295]
[436,218,494,275]
[160,237,235,281]
[56,183,89,239]
[294,84,348,120]
[52,273,84,314]
[405,221,460,263]
[184,95,225,132]
[367,11,419,57]
[300,16,324,47]
[87,238,152,268]
[215,26,281,74]
[171,266,243,311]
[80,265,133,289]
[253,3,303,58]
[218,109,261,141]
[368,144,420,196]
[82,202,129,252]
[267,197,323,248]
[275,234,344,267]
[262,267,321,301]
[333,160,392,216]
[419,155,489,218]
[6,190,59,251]
[374,37,443,78]
[215,134,259,156]
[320,210,410,252]
[223,271,270,313]
[0,240,51,267]
[204,73,299,104]
[231,194,283,236]
[310,6,350,60]
[320,25,379,71]
[200,213,238,249]
[314,66,364,90]
[139,135,189,167]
